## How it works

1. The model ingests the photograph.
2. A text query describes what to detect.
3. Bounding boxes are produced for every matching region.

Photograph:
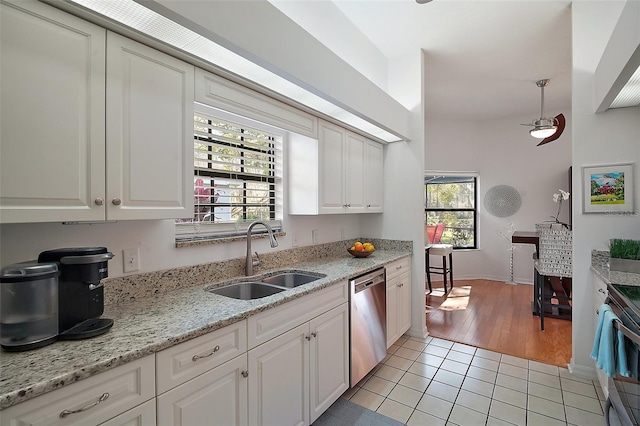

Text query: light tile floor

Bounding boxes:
[342,335,605,426]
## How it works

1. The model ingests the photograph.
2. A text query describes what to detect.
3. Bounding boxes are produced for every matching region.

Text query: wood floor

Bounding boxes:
[426,279,572,367]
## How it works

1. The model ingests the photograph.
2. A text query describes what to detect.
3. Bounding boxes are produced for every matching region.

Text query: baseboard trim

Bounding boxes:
[568,359,598,380]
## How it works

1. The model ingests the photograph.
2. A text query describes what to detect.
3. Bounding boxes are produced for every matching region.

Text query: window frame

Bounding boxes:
[425,172,478,250]
[176,104,284,241]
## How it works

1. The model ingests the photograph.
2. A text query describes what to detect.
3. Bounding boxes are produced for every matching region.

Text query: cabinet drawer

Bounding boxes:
[156,320,247,394]
[248,281,348,349]
[1,355,155,426]
[386,257,411,281]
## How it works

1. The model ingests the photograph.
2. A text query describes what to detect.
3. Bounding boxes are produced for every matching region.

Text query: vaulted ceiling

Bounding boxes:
[274,0,572,122]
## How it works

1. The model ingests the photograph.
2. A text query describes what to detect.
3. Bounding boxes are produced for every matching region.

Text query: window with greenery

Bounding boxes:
[176,106,282,241]
[425,174,477,249]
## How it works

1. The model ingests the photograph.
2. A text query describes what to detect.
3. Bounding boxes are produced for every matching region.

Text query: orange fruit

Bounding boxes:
[354,242,363,251]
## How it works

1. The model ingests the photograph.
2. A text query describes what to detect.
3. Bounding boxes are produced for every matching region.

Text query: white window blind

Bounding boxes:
[176,110,282,240]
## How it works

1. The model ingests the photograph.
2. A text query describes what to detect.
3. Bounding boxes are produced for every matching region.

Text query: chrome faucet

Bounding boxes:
[245,221,278,276]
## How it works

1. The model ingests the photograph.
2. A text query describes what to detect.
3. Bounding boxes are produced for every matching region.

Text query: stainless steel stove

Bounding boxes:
[605,283,640,426]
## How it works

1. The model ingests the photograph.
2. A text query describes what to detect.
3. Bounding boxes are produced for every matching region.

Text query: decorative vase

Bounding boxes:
[610,258,640,274]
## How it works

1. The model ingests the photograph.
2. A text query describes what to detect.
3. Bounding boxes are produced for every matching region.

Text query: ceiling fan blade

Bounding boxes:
[537,113,566,146]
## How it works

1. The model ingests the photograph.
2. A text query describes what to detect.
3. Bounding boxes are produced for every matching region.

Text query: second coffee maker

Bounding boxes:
[38,247,114,339]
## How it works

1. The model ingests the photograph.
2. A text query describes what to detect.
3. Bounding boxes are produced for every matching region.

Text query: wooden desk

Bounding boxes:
[511,231,539,254]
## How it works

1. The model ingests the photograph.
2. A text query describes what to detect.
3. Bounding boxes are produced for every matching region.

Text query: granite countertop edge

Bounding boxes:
[591,249,640,286]
[0,250,411,410]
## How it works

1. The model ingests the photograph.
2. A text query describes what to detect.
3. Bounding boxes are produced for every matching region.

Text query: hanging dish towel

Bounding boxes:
[591,304,630,378]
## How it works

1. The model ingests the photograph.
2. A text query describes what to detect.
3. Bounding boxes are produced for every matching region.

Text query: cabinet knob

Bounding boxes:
[112,198,122,206]
[94,198,104,206]
[306,335,311,341]
[241,370,249,378]
[598,288,606,294]
[311,331,317,338]
[367,204,372,208]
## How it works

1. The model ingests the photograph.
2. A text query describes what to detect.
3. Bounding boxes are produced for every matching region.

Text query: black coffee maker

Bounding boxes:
[38,247,114,339]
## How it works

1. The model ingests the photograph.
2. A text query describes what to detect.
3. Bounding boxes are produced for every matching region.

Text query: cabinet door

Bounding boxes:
[248,323,309,426]
[318,120,346,214]
[397,271,412,337]
[99,398,156,426]
[386,280,399,348]
[309,303,349,423]
[344,132,366,213]
[364,140,384,212]
[0,0,106,223]
[157,355,248,426]
[106,31,194,220]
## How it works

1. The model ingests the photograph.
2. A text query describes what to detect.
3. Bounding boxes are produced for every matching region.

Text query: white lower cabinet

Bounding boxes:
[100,398,156,426]
[248,303,349,426]
[0,355,155,426]
[248,323,308,426]
[386,257,412,348]
[157,355,248,426]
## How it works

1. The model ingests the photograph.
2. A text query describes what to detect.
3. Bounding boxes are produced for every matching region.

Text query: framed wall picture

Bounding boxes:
[582,163,635,213]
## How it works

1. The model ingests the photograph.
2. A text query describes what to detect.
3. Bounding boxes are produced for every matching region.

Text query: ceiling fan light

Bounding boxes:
[530,126,557,139]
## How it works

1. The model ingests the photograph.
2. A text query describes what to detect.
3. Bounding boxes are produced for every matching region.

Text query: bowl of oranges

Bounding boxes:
[347,241,375,258]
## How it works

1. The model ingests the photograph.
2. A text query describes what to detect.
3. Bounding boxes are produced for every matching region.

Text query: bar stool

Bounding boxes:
[426,244,454,293]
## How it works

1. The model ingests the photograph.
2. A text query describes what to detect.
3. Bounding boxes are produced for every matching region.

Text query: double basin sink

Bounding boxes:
[207,271,326,300]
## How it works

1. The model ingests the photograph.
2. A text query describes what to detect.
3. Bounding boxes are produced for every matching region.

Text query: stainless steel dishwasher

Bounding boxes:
[350,267,386,386]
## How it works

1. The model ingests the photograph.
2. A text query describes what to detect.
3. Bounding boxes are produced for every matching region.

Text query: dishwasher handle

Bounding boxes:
[352,271,385,294]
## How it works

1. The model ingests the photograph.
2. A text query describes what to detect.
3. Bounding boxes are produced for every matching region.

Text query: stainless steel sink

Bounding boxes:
[261,272,326,288]
[207,282,286,300]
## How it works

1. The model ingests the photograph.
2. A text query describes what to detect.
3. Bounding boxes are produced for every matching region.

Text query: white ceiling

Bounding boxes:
[277,0,573,122]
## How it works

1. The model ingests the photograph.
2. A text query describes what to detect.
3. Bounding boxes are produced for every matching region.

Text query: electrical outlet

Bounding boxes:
[123,248,140,273]
[312,229,318,244]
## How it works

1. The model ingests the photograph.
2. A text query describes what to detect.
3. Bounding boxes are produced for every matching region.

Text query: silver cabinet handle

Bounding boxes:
[94,198,104,206]
[192,345,220,361]
[397,283,403,288]
[396,266,402,270]
[112,198,122,206]
[598,288,606,294]
[241,370,248,378]
[311,332,317,338]
[305,335,311,341]
[60,393,109,418]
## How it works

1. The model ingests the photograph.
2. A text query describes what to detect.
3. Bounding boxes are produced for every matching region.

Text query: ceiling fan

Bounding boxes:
[521,79,565,146]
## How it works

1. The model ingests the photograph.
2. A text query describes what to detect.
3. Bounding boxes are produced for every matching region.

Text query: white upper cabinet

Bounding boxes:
[364,140,384,212]
[289,119,384,215]
[196,68,317,138]
[0,0,106,223]
[106,32,194,220]
[0,1,194,223]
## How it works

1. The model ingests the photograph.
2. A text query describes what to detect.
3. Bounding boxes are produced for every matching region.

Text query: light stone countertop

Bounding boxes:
[591,249,640,286]
[0,249,411,410]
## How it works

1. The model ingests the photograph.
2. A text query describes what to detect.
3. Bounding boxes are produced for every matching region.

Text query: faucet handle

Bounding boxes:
[252,251,260,267]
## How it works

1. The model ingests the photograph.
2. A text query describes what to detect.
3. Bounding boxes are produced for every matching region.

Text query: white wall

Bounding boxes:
[425,112,572,285]
[268,0,389,93]
[571,0,640,377]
